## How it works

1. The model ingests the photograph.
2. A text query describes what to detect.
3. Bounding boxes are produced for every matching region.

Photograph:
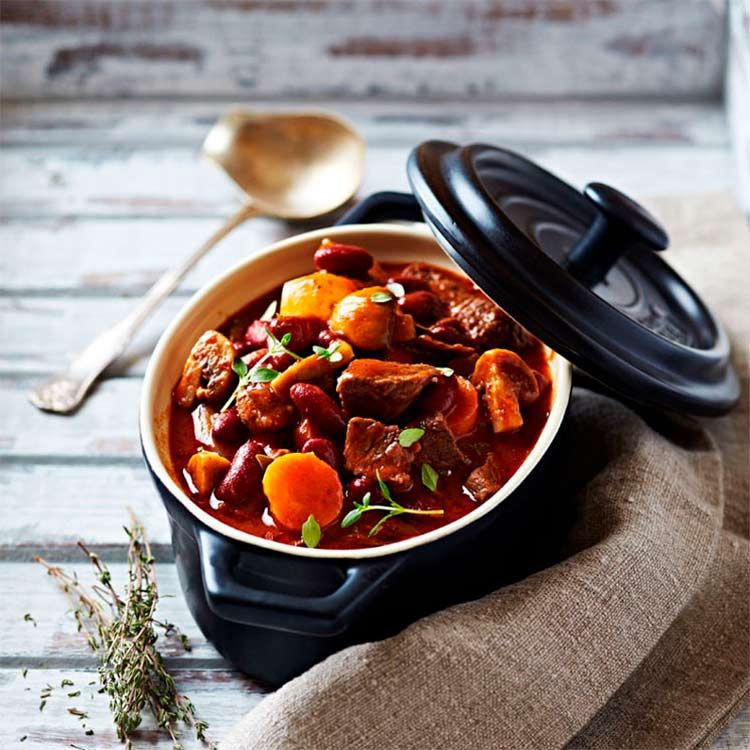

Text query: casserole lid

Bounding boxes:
[406,141,739,416]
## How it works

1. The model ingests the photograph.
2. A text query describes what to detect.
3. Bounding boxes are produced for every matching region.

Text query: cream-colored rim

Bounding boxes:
[140,223,572,559]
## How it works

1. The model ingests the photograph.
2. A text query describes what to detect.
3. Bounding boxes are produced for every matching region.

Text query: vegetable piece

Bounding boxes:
[392,310,416,344]
[174,330,236,408]
[262,452,344,531]
[191,404,217,447]
[186,451,231,497]
[270,340,354,398]
[279,272,359,321]
[215,439,266,505]
[329,286,397,351]
[444,376,480,437]
[471,349,541,433]
[289,382,347,436]
[314,240,374,277]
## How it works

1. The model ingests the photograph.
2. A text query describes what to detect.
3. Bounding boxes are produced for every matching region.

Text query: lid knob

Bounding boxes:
[566,182,669,287]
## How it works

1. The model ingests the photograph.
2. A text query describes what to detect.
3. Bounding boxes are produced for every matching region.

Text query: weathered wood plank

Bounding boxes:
[0,141,735,220]
[1,463,170,550]
[0,667,266,748]
[0,0,726,101]
[0,562,219,661]
[0,99,731,148]
[0,295,186,375]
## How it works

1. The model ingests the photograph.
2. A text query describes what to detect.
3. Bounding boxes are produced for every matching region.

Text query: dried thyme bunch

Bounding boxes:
[36,515,214,749]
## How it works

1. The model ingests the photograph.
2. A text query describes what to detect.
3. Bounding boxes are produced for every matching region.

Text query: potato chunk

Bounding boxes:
[280,272,360,321]
[186,450,231,496]
[471,349,541,433]
[329,286,397,351]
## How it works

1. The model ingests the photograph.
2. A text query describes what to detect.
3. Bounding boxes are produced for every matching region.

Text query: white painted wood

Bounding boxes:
[0,1,726,101]
[0,667,266,748]
[0,141,735,220]
[727,0,750,215]
[0,97,746,748]
[0,99,732,149]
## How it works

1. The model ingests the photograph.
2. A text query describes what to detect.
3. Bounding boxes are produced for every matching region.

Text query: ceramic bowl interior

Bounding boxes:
[140,223,572,559]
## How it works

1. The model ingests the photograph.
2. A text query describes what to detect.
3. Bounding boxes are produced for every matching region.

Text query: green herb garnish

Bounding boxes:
[398,427,425,448]
[312,341,342,363]
[341,473,443,536]
[301,514,322,548]
[266,328,303,362]
[23,613,36,627]
[370,291,393,304]
[421,463,439,492]
[386,281,406,298]
[248,367,280,383]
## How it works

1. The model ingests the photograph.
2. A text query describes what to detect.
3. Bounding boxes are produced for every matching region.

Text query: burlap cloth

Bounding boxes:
[223,193,749,750]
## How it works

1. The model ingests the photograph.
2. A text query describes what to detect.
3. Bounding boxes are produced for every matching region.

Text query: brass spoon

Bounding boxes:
[28,109,365,414]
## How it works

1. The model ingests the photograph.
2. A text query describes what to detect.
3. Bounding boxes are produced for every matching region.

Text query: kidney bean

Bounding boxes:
[418,376,459,415]
[346,475,374,504]
[212,407,248,443]
[242,347,268,369]
[266,352,295,372]
[398,291,443,323]
[429,318,466,344]
[314,243,373,277]
[244,319,269,350]
[316,327,342,348]
[215,439,266,505]
[289,383,347,436]
[267,315,324,354]
[387,274,430,293]
[293,418,324,450]
[301,437,342,471]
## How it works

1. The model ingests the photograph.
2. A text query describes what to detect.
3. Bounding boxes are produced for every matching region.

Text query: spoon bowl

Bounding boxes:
[203,109,365,219]
[29,108,365,414]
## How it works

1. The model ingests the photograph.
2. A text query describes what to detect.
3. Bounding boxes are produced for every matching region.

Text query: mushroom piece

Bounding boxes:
[174,330,236,408]
[471,349,542,433]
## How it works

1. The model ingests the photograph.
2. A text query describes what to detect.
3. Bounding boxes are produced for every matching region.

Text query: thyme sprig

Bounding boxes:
[35,514,214,750]
[341,473,444,536]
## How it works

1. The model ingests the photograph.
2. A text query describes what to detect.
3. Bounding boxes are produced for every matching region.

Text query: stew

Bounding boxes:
[168,240,552,549]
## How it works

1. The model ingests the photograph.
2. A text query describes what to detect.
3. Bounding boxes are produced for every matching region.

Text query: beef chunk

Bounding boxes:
[465,454,505,501]
[235,382,294,433]
[400,262,471,308]
[451,295,534,350]
[417,413,468,473]
[344,417,415,490]
[337,359,441,421]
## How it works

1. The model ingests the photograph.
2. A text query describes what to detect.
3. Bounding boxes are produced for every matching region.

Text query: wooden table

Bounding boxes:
[1,99,747,748]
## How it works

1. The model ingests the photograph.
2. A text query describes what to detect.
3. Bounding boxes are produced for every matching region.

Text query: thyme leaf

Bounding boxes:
[301,515,322,548]
[398,427,425,448]
[421,463,439,492]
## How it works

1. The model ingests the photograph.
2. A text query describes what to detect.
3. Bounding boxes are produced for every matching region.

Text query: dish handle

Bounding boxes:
[197,528,404,636]
[336,190,422,225]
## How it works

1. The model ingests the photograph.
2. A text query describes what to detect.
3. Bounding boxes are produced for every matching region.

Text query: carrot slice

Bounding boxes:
[445,376,480,437]
[262,452,344,531]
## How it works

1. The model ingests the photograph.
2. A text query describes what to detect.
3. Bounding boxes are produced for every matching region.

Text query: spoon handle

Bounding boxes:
[28,203,261,414]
